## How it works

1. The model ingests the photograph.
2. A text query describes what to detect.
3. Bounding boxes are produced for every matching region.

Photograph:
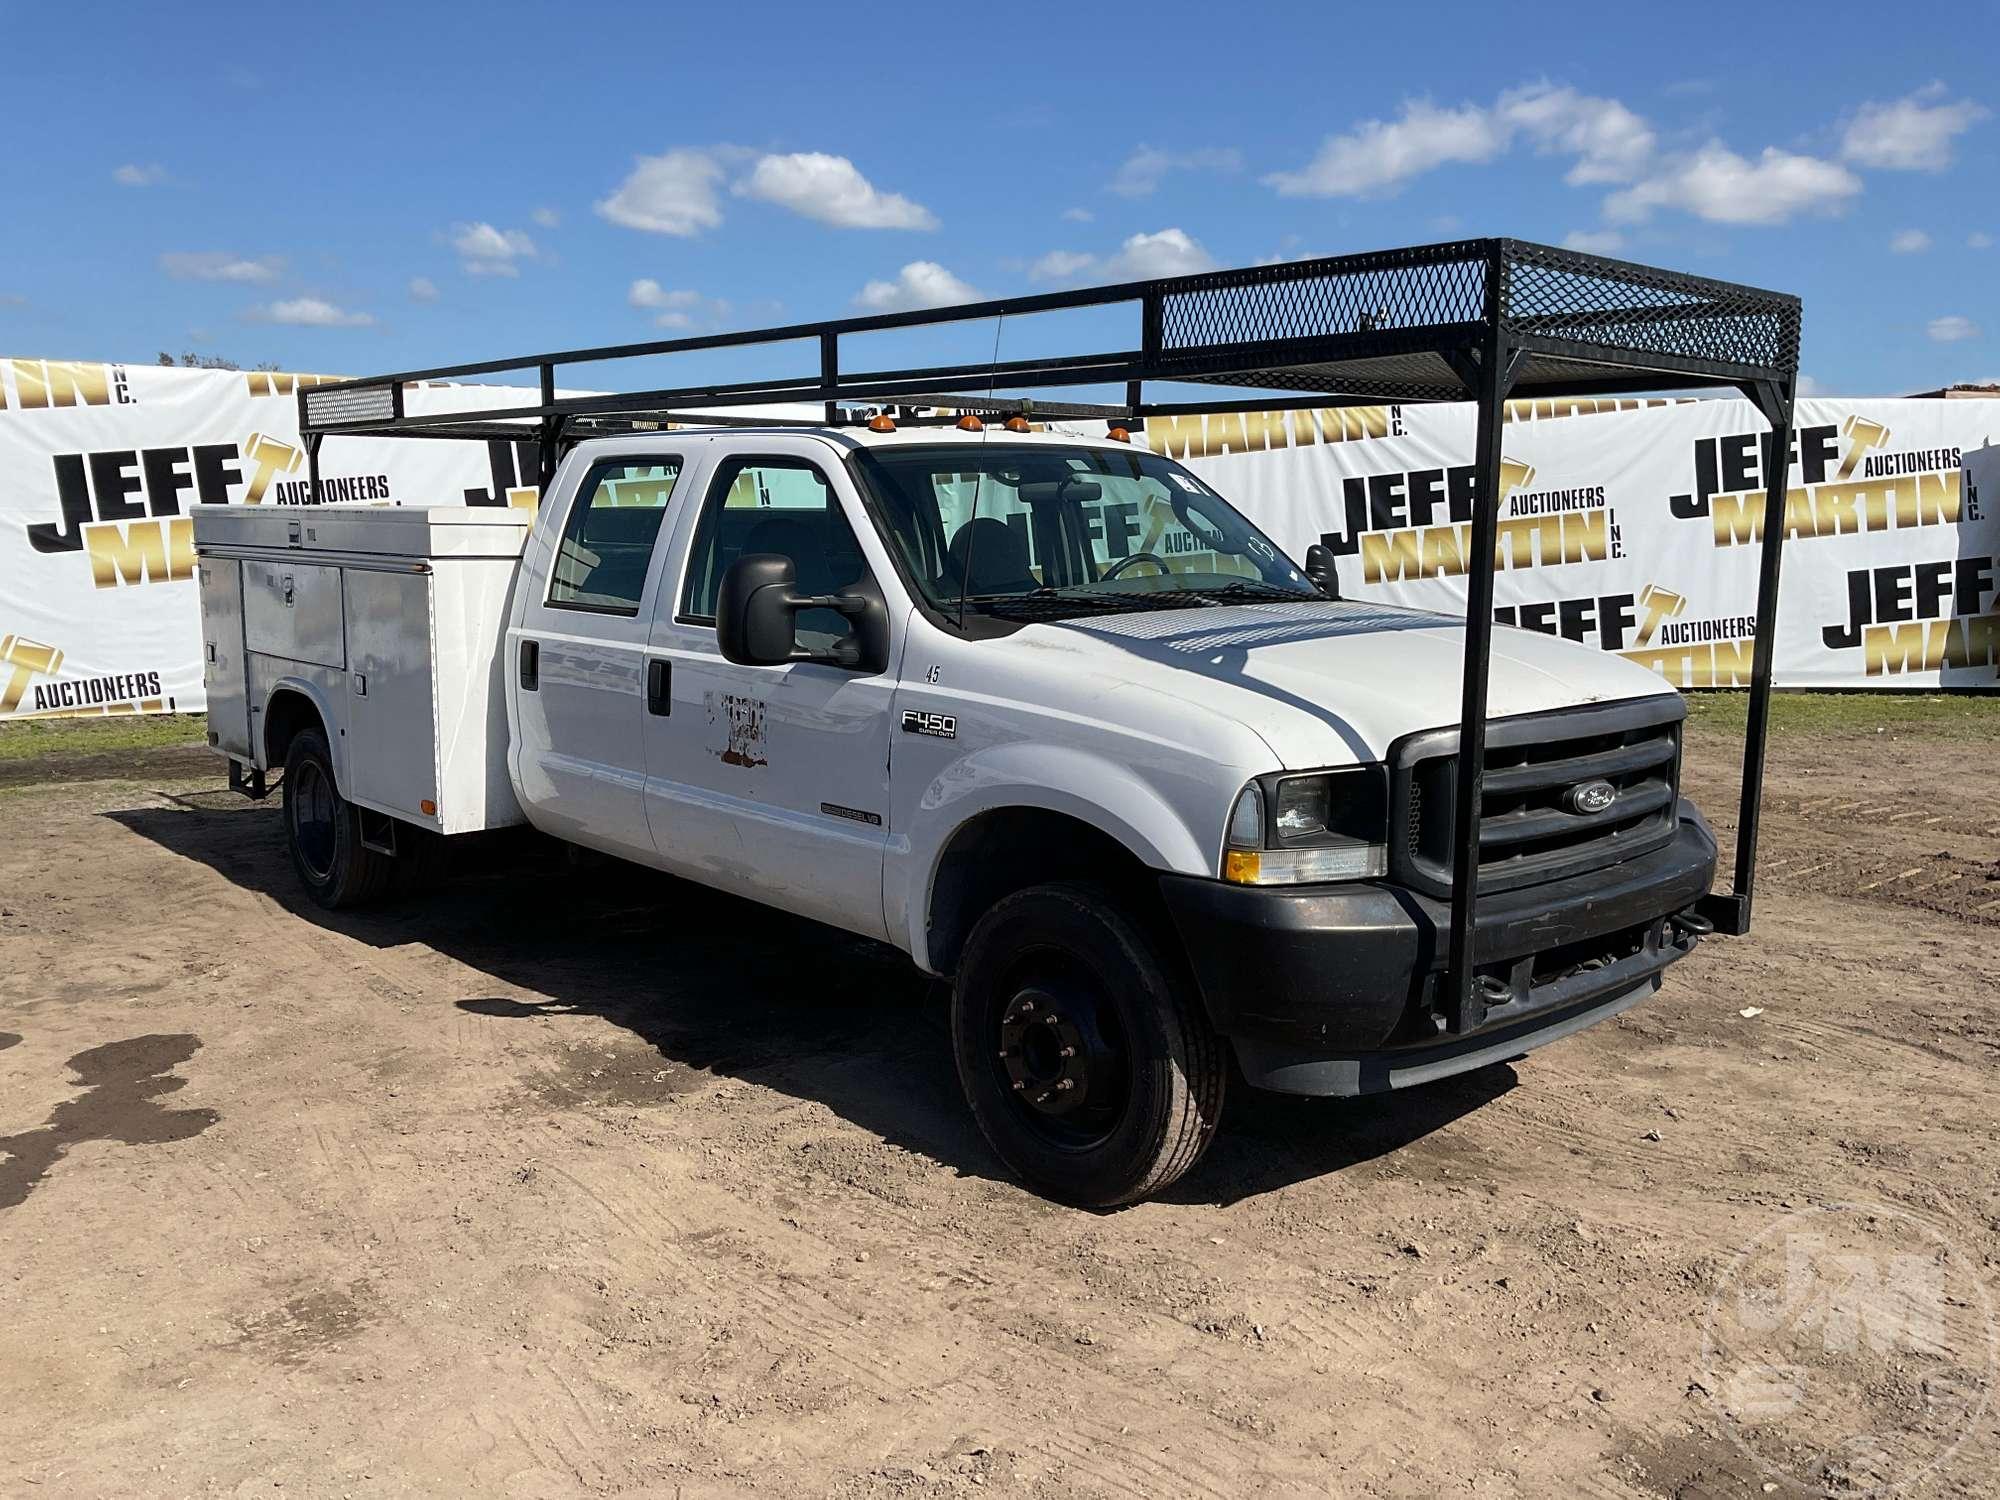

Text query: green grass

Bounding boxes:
[0,711,208,762]
[1682,690,2000,738]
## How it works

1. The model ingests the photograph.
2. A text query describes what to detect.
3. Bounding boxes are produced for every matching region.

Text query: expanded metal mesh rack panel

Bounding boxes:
[1146,240,1799,396]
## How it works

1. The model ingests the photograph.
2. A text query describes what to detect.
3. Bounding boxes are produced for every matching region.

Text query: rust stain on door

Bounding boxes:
[713,693,768,767]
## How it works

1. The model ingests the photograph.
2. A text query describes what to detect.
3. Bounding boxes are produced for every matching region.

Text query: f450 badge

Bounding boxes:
[900,709,956,740]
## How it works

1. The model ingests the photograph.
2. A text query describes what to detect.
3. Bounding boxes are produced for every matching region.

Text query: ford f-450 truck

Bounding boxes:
[194,419,1719,1205]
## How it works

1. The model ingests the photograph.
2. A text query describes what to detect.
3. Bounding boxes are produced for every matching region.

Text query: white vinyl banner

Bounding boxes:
[2,359,1997,722]
[1149,396,2000,690]
[0,360,547,720]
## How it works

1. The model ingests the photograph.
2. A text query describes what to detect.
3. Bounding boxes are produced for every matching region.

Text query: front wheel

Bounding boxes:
[951,882,1226,1207]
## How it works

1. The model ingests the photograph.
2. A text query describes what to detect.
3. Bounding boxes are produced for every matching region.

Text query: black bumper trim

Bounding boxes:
[1159,807,1716,1065]
[1234,978,1660,1097]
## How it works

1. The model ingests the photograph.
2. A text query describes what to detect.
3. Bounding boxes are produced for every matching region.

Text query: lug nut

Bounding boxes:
[1055,1079,1074,1091]
[1059,1046,1075,1058]
[1018,999,1035,1013]
[1045,1014,1060,1026]
[1011,1080,1025,1091]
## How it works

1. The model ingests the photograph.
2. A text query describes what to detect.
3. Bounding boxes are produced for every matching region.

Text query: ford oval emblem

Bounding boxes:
[1567,779,1618,815]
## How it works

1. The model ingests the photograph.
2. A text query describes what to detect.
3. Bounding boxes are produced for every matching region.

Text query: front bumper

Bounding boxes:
[1159,804,1716,1097]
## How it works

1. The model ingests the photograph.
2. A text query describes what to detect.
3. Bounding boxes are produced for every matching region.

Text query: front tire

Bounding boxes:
[283,727,395,909]
[951,882,1226,1207]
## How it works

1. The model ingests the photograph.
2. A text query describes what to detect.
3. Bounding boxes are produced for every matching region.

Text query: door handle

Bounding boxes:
[519,639,539,691]
[646,658,671,716]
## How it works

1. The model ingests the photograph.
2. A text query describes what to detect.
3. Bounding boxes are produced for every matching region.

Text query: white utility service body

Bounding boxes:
[195,423,1718,1205]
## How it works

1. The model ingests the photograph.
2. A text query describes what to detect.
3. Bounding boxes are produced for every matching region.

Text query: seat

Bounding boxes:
[946,517,1039,596]
[740,515,830,594]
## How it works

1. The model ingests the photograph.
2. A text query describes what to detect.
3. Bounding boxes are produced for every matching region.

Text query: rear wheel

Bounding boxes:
[283,727,395,909]
[951,882,1226,1207]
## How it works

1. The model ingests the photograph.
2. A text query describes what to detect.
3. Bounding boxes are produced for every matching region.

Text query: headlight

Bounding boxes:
[1223,765,1388,885]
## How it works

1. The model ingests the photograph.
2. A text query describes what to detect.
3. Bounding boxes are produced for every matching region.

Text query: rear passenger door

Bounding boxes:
[643,442,897,940]
[509,453,688,861]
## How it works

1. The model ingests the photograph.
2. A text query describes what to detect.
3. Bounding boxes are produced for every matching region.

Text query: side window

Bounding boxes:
[679,457,869,649]
[546,459,684,613]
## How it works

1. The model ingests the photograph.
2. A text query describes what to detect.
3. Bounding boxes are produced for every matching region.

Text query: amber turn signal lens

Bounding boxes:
[420,799,437,816]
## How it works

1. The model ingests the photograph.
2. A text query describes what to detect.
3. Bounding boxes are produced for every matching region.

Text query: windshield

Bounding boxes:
[852,442,1318,622]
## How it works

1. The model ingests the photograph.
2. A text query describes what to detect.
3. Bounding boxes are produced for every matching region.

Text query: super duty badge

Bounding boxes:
[901,709,956,740]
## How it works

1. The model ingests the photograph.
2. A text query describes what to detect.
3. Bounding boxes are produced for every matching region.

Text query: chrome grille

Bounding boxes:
[1390,698,1685,898]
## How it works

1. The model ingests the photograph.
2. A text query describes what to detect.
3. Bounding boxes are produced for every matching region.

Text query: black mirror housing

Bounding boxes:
[716,553,805,665]
[715,553,892,673]
[1304,543,1341,599]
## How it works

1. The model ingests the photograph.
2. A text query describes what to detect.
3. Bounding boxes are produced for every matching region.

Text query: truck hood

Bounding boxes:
[1036,600,1678,769]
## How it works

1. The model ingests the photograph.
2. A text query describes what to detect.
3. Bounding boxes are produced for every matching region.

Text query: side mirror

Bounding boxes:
[1304,543,1341,599]
[715,553,889,672]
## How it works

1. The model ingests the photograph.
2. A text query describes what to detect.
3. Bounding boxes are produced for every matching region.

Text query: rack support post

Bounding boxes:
[1698,376,1798,936]
[1444,253,1519,1033]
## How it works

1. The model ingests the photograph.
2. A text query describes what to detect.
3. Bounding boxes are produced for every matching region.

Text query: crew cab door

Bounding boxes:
[643,440,897,940]
[508,451,689,861]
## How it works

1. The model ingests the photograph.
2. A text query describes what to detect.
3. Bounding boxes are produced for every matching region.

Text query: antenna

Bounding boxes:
[954,309,1006,633]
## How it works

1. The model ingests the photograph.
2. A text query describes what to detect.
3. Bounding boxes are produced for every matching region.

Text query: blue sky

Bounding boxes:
[1,0,1993,397]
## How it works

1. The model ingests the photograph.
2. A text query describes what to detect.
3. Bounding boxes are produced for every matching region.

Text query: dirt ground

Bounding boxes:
[1,709,1996,1498]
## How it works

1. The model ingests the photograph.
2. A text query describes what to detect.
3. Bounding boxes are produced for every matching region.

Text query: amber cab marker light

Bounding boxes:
[956,414,984,432]
[420,798,437,816]
[867,413,896,433]
[1107,426,1132,443]
[1004,415,1032,433]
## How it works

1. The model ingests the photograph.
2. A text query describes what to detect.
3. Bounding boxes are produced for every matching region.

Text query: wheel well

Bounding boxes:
[262,690,325,775]
[926,808,1160,977]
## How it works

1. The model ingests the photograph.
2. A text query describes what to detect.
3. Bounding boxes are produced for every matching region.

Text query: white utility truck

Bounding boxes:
[195,421,1717,1204]
[192,240,1802,1204]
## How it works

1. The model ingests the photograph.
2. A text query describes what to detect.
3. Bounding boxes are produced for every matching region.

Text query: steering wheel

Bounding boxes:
[1100,551,1172,580]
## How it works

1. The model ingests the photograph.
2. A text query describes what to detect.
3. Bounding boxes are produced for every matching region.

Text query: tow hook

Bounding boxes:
[1669,909,1714,946]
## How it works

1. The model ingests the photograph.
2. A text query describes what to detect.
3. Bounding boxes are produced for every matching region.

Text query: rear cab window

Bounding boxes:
[547,459,685,614]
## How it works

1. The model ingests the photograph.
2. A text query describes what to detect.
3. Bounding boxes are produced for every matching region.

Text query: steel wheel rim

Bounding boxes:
[991,950,1131,1151]
[291,760,338,882]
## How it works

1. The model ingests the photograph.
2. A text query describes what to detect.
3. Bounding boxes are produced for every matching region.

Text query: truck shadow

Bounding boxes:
[108,792,1510,1209]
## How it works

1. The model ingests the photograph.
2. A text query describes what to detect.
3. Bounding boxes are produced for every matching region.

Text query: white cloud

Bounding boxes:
[1969,231,1994,250]
[1104,227,1214,279]
[1267,99,1506,197]
[1890,228,1931,254]
[734,152,936,230]
[1796,374,1825,397]
[1561,229,1626,255]
[1107,145,1242,198]
[0,293,25,308]
[113,163,168,187]
[158,251,285,284]
[1267,85,1655,199]
[628,279,730,329]
[251,297,374,328]
[1497,84,1653,184]
[1842,85,1987,171]
[1928,315,1980,343]
[853,261,979,312]
[451,221,538,276]
[1061,207,1094,223]
[1605,143,1860,226]
[1028,249,1096,283]
[408,276,439,302]
[1027,229,1217,287]
[531,206,561,229]
[596,148,729,236]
